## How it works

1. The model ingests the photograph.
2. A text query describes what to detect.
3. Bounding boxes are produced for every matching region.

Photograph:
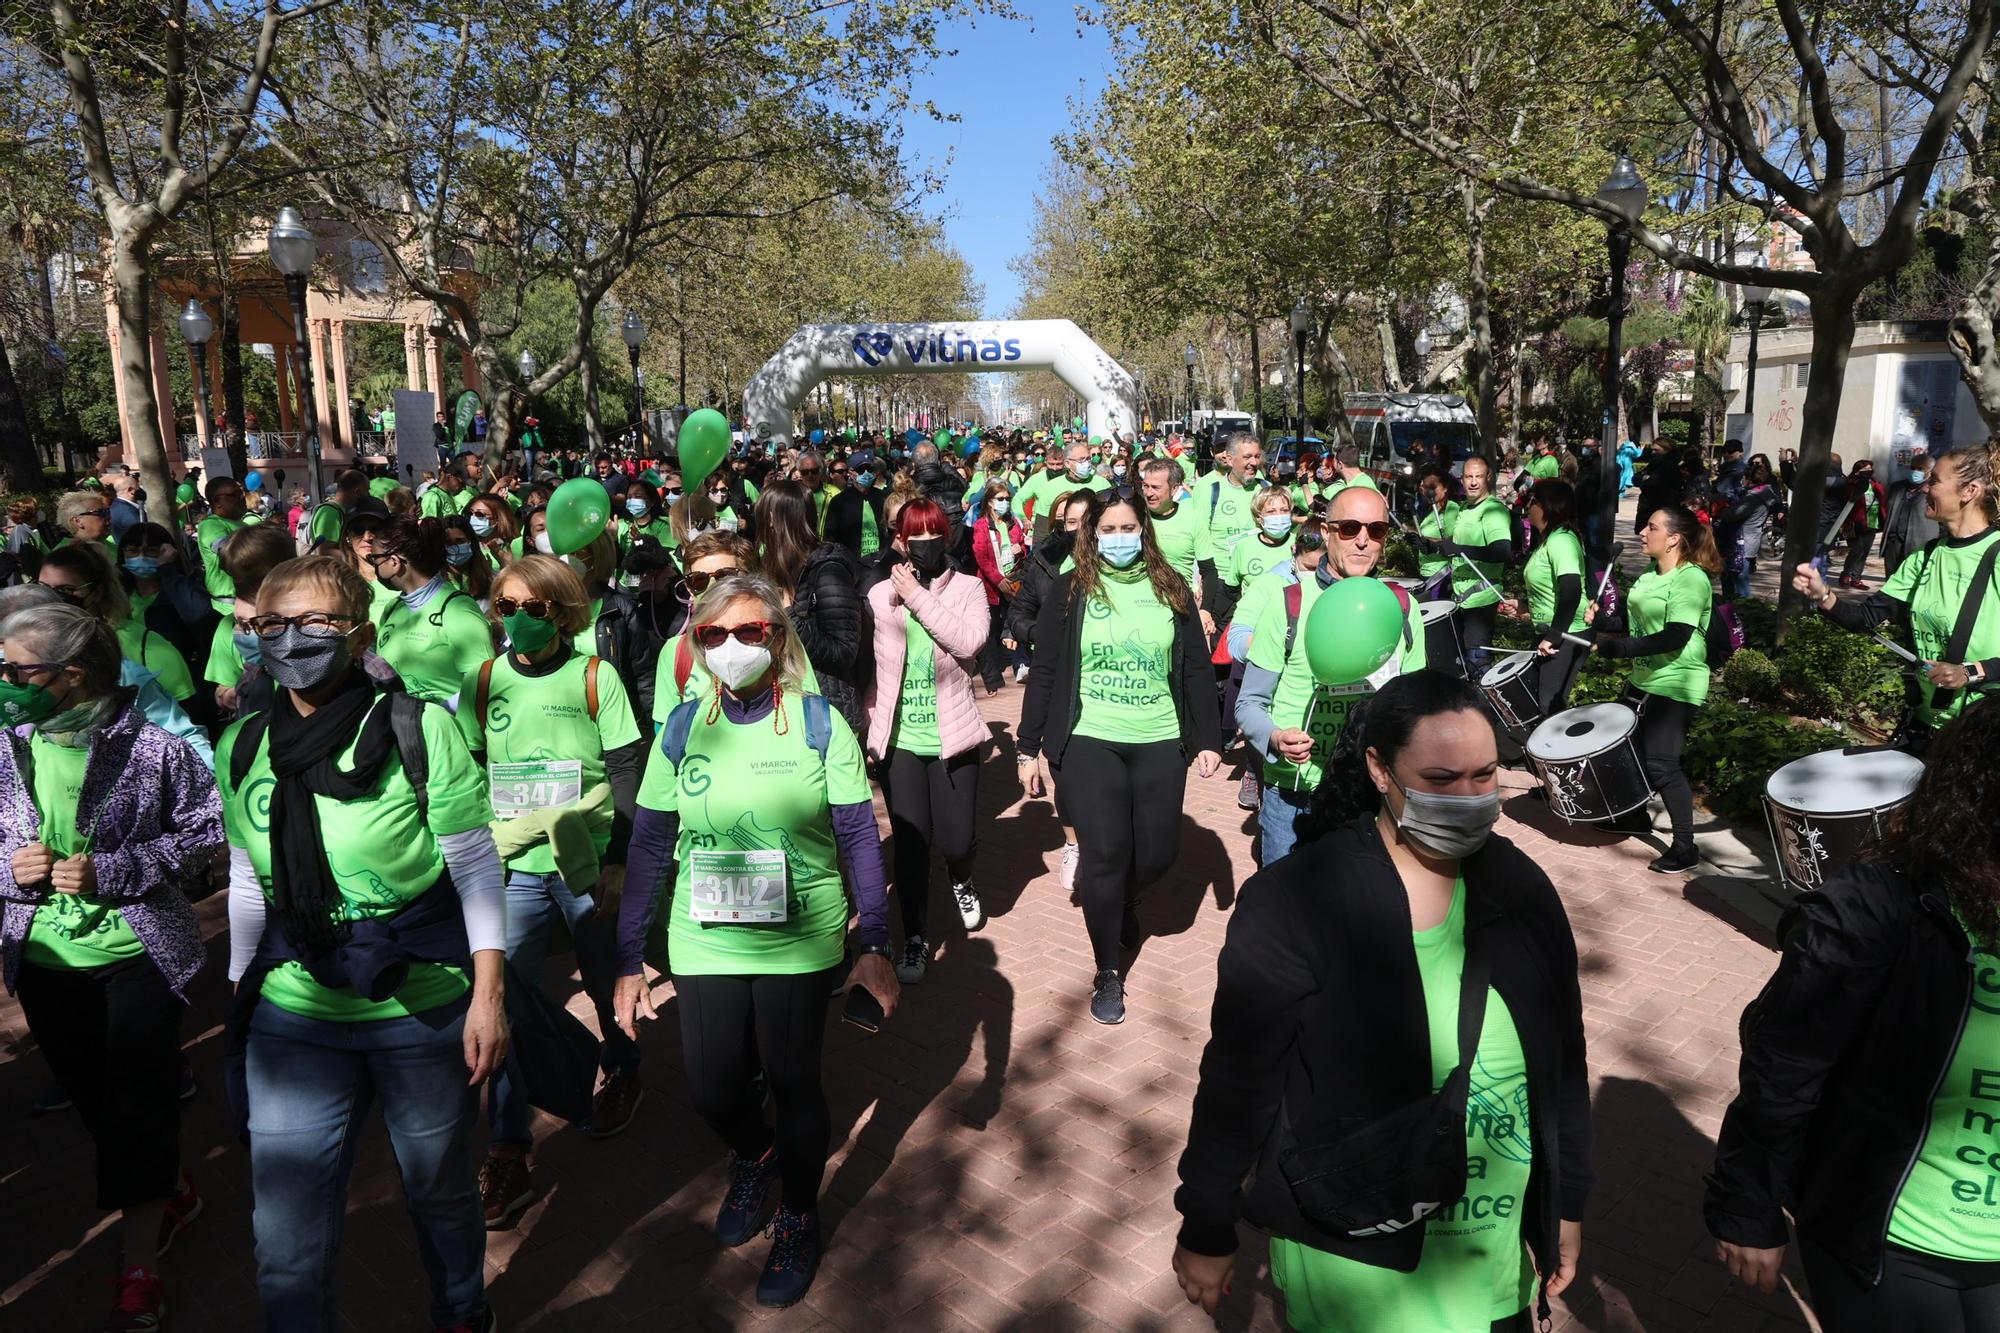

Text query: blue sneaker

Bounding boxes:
[715,1148,776,1247]
[755,1205,823,1308]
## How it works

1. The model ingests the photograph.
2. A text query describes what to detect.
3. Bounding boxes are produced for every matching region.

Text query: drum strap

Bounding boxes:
[1931,539,2000,712]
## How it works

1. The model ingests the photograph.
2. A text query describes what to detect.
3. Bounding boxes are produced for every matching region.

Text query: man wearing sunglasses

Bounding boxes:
[1235,488,1426,863]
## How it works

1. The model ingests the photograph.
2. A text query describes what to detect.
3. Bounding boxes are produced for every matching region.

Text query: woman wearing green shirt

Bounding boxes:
[366,516,496,705]
[1415,466,1463,586]
[39,542,198,706]
[1501,480,1590,720]
[616,477,679,553]
[1427,456,1514,677]
[1587,505,1720,875]
[1018,492,1223,1026]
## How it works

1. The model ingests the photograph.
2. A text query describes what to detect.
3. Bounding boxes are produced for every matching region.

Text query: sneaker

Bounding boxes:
[102,1266,163,1332]
[1649,846,1700,875]
[1014,663,1029,683]
[155,1176,203,1258]
[1057,842,1079,891]
[1120,902,1142,951]
[588,1071,643,1140]
[1237,768,1261,810]
[895,936,930,985]
[30,1083,71,1115]
[1090,970,1126,1026]
[433,1306,498,1333]
[716,1148,777,1247]
[952,881,985,932]
[756,1205,823,1308]
[176,1061,197,1104]
[478,1152,534,1231]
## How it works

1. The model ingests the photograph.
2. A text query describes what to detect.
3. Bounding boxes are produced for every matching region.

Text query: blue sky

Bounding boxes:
[899,4,1113,317]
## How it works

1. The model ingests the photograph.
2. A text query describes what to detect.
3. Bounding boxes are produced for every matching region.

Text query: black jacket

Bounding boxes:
[824,486,886,560]
[589,587,658,723]
[1175,820,1593,1291]
[789,541,872,736]
[1016,570,1221,764]
[1705,861,1977,1285]
[1006,535,1071,647]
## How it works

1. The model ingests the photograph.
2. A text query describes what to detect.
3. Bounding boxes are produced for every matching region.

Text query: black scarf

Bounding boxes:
[267,672,402,956]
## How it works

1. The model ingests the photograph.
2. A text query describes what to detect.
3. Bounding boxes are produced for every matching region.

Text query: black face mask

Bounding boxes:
[1041,529,1077,563]
[906,537,949,582]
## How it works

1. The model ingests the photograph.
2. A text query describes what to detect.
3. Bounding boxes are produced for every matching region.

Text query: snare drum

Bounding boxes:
[1526,703,1653,823]
[1763,747,1923,893]
[1418,599,1464,679]
[1479,654,1543,734]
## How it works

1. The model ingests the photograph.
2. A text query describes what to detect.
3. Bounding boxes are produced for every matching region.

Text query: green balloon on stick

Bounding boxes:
[1303,576,1406,686]
[545,478,610,556]
[677,408,732,490]
[175,482,197,504]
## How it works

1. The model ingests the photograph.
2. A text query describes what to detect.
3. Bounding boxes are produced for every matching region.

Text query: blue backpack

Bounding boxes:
[658,692,833,767]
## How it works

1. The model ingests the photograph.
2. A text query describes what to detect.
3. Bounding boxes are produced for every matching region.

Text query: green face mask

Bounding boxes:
[505,610,558,653]
[0,679,57,727]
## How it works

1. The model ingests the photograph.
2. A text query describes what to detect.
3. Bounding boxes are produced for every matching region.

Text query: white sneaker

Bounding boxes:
[953,882,985,931]
[1058,843,1079,890]
[1013,663,1029,683]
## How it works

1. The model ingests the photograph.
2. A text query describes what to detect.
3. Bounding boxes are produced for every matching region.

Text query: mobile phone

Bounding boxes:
[841,983,885,1033]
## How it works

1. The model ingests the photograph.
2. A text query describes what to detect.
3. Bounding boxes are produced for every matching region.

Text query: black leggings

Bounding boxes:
[1053,735,1187,970]
[1459,601,1498,676]
[18,956,183,1211]
[1535,640,1588,719]
[884,747,979,939]
[674,968,838,1210]
[1803,1238,2000,1333]
[1629,688,1697,853]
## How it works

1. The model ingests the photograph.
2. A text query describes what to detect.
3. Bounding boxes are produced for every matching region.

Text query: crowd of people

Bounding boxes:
[1,420,1997,1333]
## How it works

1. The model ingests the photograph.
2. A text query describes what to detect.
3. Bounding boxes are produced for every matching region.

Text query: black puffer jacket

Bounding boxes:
[1006,532,1073,647]
[1706,860,1979,1286]
[789,541,872,736]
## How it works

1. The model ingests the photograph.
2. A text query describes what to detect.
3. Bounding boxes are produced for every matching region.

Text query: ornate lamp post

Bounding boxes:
[1591,153,1649,565]
[1182,343,1197,445]
[267,207,320,495]
[1290,297,1310,443]
[517,348,538,472]
[1738,240,1773,448]
[178,299,215,458]
[621,311,647,450]
[1414,328,1433,390]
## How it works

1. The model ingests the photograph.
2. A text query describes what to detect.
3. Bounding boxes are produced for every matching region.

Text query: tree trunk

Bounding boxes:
[1315,327,1355,450]
[0,326,46,493]
[1374,292,1405,390]
[1948,228,2000,429]
[1462,179,1500,449]
[220,291,249,477]
[580,346,605,451]
[27,250,75,474]
[110,240,177,527]
[1778,286,1863,631]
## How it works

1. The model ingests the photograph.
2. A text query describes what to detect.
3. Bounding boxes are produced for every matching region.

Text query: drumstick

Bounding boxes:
[1871,633,1928,667]
[1593,542,1626,602]
[1562,632,1596,650]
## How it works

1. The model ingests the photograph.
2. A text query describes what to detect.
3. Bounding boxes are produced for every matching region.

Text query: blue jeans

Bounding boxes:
[247,994,483,1331]
[489,869,636,1149]
[1258,781,1314,865]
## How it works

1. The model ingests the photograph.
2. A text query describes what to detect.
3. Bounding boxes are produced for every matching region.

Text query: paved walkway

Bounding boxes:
[0,687,1822,1332]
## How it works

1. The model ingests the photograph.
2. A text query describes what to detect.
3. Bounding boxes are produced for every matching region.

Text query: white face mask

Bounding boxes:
[992,498,1011,517]
[533,532,555,555]
[706,636,774,691]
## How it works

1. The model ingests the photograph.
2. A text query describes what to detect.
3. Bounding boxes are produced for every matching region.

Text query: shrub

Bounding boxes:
[1658,419,1692,445]
[1778,614,1900,722]
[1721,647,1781,703]
[1730,597,1780,653]
[1684,697,1848,824]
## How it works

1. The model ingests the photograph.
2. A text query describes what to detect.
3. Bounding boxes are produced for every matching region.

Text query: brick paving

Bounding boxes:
[0,682,1824,1332]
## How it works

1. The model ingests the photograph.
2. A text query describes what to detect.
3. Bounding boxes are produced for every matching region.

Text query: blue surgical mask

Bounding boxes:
[663,490,682,507]
[1099,532,1143,568]
[1261,515,1294,538]
[1071,461,1095,480]
[232,630,263,667]
[122,556,161,579]
[856,470,875,488]
[625,497,649,517]
[1912,470,1927,485]
[445,541,474,567]
[469,515,493,537]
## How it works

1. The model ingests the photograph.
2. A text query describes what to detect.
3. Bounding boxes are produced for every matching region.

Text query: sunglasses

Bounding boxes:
[683,568,739,594]
[1296,530,1327,552]
[1331,520,1392,541]
[693,620,779,649]
[75,510,109,522]
[493,597,554,620]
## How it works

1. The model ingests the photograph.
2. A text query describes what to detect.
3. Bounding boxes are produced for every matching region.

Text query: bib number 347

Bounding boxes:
[688,848,789,923]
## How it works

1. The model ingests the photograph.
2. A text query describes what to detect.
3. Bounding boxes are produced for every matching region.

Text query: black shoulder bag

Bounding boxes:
[1278,946,1490,1238]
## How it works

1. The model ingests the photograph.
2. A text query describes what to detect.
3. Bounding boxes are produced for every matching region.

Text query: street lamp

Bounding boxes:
[1737,240,1773,446]
[1591,152,1649,566]
[1414,328,1433,390]
[517,348,538,471]
[1290,297,1310,443]
[178,298,215,460]
[266,206,321,495]
[1182,343,1197,444]
[621,311,647,450]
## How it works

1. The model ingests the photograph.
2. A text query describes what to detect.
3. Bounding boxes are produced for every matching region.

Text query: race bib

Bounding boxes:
[488,759,583,820]
[688,848,789,923]
[1324,654,1402,698]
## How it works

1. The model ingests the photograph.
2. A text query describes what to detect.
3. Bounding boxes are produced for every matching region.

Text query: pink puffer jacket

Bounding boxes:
[864,568,990,761]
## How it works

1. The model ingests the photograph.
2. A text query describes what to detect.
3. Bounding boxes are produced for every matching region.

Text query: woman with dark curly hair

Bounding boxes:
[1707,702,2000,1330]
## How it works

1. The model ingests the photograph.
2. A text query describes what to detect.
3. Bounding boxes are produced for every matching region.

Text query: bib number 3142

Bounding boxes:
[688,848,789,923]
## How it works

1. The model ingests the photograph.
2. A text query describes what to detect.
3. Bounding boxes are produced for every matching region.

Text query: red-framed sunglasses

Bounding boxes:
[693,620,780,649]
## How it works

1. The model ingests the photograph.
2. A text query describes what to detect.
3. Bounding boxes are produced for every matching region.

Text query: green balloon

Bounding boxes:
[545,477,611,556]
[1304,576,1405,686]
[1073,415,1085,430]
[677,408,731,489]
[175,482,196,504]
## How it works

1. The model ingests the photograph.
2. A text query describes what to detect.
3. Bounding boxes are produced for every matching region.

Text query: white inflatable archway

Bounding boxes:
[740,319,1139,443]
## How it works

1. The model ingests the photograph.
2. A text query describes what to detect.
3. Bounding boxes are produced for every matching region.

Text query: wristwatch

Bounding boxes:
[1969,662,1988,686]
[857,941,894,960]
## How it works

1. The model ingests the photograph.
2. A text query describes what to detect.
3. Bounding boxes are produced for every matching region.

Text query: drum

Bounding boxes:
[1418,598,1464,679]
[1763,747,1923,893]
[1479,654,1543,734]
[1526,702,1652,823]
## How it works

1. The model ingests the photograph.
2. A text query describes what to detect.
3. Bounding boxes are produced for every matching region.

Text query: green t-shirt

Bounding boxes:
[1192,473,1261,570]
[1232,564,1290,662]
[892,611,941,756]
[619,516,676,553]
[1014,467,1070,532]
[21,735,143,969]
[1888,931,2000,1260]
[1074,567,1179,745]
[196,514,245,611]
[1451,497,1514,609]
[1270,878,1534,1330]
[419,485,467,519]
[1525,528,1589,636]
[116,620,194,702]
[374,589,494,704]
[635,693,872,975]
[368,476,399,499]
[1527,454,1561,480]
[1149,502,1203,587]
[1225,530,1295,591]
[205,615,244,688]
[457,652,642,874]
[306,502,344,547]
[1332,470,1381,495]
[652,630,708,721]
[1881,529,2000,726]
[1417,500,1463,578]
[219,700,494,1021]
[1249,574,1426,789]
[1626,561,1712,705]
[859,493,881,558]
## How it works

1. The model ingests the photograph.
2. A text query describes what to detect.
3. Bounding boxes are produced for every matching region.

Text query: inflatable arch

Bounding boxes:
[740,319,1140,443]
